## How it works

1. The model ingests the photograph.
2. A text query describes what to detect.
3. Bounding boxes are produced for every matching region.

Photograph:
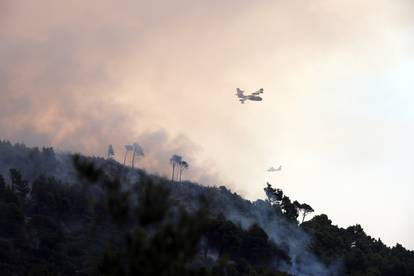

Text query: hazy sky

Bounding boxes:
[1,0,413,249]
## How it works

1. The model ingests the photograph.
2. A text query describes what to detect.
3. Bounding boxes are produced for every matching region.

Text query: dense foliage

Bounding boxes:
[0,140,413,275]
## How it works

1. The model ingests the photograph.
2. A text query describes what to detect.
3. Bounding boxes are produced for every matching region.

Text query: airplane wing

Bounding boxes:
[252,88,264,95]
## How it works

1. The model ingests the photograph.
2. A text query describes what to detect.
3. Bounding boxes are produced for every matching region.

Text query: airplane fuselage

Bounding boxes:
[247,95,262,101]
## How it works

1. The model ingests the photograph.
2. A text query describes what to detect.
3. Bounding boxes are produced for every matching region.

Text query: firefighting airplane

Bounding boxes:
[267,165,282,172]
[235,88,264,104]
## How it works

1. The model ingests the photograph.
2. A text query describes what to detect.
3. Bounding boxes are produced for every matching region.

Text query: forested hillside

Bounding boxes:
[0,140,413,276]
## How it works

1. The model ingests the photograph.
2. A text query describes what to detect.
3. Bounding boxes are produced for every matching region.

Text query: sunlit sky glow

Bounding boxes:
[1,0,413,249]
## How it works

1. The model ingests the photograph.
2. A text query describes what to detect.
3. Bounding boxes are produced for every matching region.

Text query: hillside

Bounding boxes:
[0,140,413,276]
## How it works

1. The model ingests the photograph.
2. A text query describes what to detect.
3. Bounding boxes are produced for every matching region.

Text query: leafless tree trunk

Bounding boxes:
[131,151,136,168]
[171,163,176,183]
[123,150,128,165]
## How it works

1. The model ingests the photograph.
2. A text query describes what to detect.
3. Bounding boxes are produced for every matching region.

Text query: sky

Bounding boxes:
[1,0,413,249]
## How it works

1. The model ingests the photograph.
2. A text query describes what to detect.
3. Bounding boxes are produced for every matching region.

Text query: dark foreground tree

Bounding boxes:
[293,201,314,223]
[0,174,6,192]
[9,169,29,200]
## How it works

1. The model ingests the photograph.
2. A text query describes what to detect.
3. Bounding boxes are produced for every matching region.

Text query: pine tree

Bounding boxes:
[9,169,29,199]
[0,174,6,192]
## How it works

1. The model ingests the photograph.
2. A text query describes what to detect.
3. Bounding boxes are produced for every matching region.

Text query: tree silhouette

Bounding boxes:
[170,154,182,183]
[293,201,314,223]
[265,183,305,223]
[123,145,133,165]
[107,144,115,159]
[0,174,5,193]
[9,169,29,199]
[264,182,283,205]
[280,196,298,222]
[131,143,144,169]
[178,160,189,182]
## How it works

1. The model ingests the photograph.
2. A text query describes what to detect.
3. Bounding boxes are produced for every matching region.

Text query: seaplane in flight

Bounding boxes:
[267,165,282,172]
[235,88,264,104]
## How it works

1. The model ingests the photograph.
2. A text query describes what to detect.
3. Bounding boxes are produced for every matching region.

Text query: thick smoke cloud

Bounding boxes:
[0,0,234,186]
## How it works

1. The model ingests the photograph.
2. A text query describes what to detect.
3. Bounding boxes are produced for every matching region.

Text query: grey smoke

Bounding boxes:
[223,200,343,275]
[171,183,344,275]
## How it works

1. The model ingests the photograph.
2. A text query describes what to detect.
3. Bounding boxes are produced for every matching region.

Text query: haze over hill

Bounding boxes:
[0,140,413,275]
[1,0,413,253]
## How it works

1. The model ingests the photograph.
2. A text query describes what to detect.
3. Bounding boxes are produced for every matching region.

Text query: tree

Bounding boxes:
[264,182,283,205]
[107,144,115,159]
[170,154,182,183]
[281,196,298,222]
[131,143,144,169]
[243,224,270,264]
[0,174,5,193]
[178,160,189,182]
[9,169,29,199]
[293,201,314,223]
[41,147,57,174]
[265,183,311,223]
[123,145,133,165]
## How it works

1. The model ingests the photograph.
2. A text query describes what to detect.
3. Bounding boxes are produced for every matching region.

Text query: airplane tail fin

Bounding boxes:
[236,88,245,96]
